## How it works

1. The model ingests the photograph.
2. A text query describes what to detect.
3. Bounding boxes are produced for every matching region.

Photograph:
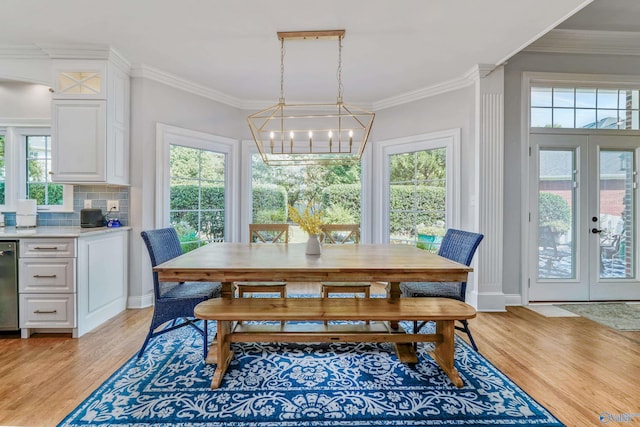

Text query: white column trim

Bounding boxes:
[475,65,506,312]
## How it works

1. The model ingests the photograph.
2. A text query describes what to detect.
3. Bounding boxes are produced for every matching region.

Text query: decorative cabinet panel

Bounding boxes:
[50,58,129,185]
[52,100,107,182]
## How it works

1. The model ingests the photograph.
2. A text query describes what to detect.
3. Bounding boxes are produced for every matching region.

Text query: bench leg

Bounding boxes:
[429,320,464,388]
[211,320,234,389]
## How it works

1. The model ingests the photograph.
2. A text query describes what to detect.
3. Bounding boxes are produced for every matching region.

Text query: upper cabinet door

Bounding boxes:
[51,100,107,182]
[49,58,130,185]
[52,61,107,100]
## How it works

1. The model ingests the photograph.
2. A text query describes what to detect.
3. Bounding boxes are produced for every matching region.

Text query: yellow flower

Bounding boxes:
[289,203,324,235]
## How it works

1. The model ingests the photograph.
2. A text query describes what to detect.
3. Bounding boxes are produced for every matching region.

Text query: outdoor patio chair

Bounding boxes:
[139,227,221,358]
[400,228,484,351]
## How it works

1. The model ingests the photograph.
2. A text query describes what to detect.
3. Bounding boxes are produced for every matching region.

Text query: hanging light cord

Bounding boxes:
[337,35,343,103]
[279,37,285,103]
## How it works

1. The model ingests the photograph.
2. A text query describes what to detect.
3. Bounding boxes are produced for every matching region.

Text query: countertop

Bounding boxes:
[0,225,131,238]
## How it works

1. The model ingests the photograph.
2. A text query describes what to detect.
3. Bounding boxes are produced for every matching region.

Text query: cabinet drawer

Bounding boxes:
[19,293,76,328]
[19,258,76,293]
[20,239,76,258]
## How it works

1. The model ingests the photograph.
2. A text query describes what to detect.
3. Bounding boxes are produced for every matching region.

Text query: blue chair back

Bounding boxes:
[438,228,484,267]
[141,227,184,299]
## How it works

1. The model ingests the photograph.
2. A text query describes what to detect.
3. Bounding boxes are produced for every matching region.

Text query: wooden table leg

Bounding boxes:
[429,320,464,388]
[210,320,233,389]
[388,281,401,329]
[221,281,234,298]
[386,281,419,363]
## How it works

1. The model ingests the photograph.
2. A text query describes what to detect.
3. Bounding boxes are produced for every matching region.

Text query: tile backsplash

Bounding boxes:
[3,185,129,227]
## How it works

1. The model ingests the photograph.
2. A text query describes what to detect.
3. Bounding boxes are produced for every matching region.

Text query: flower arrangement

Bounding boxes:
[289,203,324,235]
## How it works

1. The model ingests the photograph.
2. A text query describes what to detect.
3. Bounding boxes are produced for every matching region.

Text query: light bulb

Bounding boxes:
[269,131,275,140]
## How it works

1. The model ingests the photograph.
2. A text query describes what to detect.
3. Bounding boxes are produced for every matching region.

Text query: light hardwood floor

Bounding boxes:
[0,284,638,426]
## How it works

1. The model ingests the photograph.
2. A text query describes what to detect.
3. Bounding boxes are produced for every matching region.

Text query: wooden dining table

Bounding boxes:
[154,242,473,301]
[154,242,474,363]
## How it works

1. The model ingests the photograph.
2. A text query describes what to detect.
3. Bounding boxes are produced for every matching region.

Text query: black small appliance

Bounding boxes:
[80,208,104,228]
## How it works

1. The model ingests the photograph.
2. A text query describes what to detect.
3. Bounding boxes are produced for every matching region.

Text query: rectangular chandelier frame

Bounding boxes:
[247,29,375,166]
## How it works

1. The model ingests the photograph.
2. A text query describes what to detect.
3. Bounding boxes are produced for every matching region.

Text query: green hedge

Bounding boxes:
[389,185,446,235]
[170,185,225,246]
[539,192,571,233]
[252,184,288,223]
[321,184,360,221]
[26,183,64,205]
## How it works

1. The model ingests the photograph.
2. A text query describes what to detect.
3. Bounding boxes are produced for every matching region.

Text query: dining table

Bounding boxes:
[155,242,473,356]
[153,242,473,301]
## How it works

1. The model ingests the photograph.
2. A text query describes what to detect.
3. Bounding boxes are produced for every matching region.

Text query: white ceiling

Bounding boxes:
[0,0,605,107]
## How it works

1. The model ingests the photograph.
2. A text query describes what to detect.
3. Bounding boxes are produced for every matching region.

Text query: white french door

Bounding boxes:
[529,132,640,301]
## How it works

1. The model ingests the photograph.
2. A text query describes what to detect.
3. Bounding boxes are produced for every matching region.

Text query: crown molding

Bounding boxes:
[0,44,49,59]
[130,64,243,109]
[37,43,112,59]
[372,74,474,111]
[524,29,640,56]
[371,64,496,111]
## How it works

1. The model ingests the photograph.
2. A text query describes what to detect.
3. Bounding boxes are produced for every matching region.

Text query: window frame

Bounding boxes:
[0,126,73,213]
[372,129,461,244]
[156,123,239,242]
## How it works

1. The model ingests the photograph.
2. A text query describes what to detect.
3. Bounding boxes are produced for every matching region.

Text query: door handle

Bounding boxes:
[591,228,603,234]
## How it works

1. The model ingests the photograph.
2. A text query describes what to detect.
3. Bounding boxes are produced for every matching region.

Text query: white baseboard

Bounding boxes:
[504,293,523,306]
[477,291,507,312]
[127,293,154,309]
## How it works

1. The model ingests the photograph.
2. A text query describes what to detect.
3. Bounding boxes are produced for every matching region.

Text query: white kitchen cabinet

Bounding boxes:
[17,229,129,338]
[76,230,128,337]
[51,58,130,185]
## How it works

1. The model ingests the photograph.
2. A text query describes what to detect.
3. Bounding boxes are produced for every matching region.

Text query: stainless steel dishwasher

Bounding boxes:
[0,241,19,331]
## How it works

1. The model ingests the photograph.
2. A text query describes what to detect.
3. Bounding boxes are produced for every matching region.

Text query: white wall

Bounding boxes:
[369,86,477,228]
[128,77,244,306]
[0,81,51,122]
[503,51,640,298]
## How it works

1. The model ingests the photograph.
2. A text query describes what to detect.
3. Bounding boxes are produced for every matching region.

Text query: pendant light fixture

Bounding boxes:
[247,30,375,166]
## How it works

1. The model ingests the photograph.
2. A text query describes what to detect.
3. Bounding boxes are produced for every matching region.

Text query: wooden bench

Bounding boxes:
[194,297,476,389]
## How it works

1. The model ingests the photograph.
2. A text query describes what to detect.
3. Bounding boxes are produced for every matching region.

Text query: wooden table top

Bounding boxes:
[194,297,476,321]
[155,242,472,283]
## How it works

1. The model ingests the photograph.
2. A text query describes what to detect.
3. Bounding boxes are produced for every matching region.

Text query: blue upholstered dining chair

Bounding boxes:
[400,228,484,351]
[139,228,221,358]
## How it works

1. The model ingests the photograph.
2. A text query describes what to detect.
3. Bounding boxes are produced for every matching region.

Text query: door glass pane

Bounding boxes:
[169,145,226,252]
[538,149,576,279]
[599,150,634,279]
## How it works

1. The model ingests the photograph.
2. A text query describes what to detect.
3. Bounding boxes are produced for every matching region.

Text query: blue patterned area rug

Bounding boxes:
[58,322,564,426]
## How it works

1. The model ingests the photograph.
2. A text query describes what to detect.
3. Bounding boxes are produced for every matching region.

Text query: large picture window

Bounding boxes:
[250,154,362,242]
[389,148,446,250]
[376,129,460,249]
[169,145,225,252]
[157,124,237,251]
